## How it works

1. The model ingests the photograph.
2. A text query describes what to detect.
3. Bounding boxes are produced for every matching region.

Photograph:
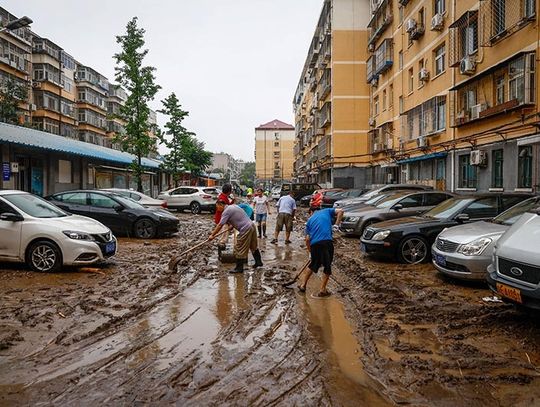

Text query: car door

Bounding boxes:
[54,192,90,216]
[88,193,125,233]
[168,187,188,208]
[461,196,499,221]
[0,199,23,259]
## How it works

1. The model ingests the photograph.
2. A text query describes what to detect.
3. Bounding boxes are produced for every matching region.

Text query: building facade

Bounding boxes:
[294,0,540,193]
[255,119,295,185]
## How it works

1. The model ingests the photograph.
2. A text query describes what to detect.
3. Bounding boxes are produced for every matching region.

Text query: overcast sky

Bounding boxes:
[4,0,322,161]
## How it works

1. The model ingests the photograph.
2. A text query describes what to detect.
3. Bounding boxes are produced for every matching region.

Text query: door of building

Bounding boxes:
[435,159,446,191]
[30,158,44,196]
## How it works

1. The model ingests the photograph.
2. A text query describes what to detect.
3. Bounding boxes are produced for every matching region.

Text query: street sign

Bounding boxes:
[2,162,10,181]
[10,162,19,173]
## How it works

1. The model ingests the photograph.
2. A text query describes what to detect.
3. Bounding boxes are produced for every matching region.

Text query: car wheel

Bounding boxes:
[134,218,157,239]
[398,236,429,264]
[190,202,201,214]
[27,240,62,273]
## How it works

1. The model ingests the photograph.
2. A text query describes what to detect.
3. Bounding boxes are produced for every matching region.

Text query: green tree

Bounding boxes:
[113,17,160,192]
[239,162,255,188]
[0,78,28,125]
[184,138,213,178]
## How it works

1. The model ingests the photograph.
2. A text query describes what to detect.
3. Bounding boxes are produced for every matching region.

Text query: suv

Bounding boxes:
[280,183,321,200]
[0,190,117,272]
[158,186,219,214]
[487,205,540,309]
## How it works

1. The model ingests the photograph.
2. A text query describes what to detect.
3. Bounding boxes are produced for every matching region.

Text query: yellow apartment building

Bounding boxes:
[293,0,372,188]
[295,0,539,193]
[255,119,295,186]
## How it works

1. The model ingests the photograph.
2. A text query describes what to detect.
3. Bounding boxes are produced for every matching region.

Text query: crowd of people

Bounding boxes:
[208,184,343,297]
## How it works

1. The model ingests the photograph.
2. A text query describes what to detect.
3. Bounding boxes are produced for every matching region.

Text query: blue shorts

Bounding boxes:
[255,213,267,222]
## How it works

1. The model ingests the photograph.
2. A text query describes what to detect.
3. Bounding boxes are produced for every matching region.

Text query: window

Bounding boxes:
[274,161,280,169]
[459,154,477,188]
[491,149,504,188]
[434,43,445,75]
[493,0,505,36]
[389,84,394,107]
[464,197,498,218]
[408,68,414,93]
[436,97,446,131]
[461,18,478,56]
[518,145,533,188]
[274,141,279,147]
[424,193,450,206]
[418,59,425,87]
[274,132,280,140]
[403,96,446,138]
[374,96,379,115]
[509,57,525,103]
[501,196,526,211]
[524,0,535,18]
[434,0,445,14]
[58,160,72,184]
[494,75,505,105]
[273,151,280,158]
[61,192,88,205]
[398,194,424,208]
[382,89,387,110]
[419,8,425,28]
[89,193,118,208]
[0,200,17,215]
[399,6,404,24]
[398,50,403,70]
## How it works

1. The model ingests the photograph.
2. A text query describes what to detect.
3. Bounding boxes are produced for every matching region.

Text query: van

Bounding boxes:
[280,183,321,201]
[487,204,540,309]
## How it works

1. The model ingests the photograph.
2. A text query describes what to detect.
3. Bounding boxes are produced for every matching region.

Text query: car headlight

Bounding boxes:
[345,216,360,222]
[457,237,492,256]
[372,230,391,241]
[63,231,95,241]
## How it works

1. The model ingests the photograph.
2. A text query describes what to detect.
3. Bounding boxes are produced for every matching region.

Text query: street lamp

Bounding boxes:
[0,16,33,33]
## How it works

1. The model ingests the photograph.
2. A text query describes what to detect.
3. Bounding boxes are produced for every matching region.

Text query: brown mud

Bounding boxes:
[0,211,539,406]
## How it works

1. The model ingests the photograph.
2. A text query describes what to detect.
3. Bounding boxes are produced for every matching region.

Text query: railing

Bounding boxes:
[319,69,331,99]
[319,102,331,128]
[368,0,393,46]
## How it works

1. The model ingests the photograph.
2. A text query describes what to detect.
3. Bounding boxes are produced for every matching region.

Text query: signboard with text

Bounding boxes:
[2,162,10,181]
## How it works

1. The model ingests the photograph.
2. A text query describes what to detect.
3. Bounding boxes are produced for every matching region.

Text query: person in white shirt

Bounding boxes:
[272,191,296,244]
[252,188,270,238]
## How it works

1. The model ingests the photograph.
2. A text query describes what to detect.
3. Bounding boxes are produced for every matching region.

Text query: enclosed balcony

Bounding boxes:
[368,0,393,46]
[375,39,393,76]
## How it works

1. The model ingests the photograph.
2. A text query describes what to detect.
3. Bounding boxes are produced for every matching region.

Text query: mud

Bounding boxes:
[1,211,539,406]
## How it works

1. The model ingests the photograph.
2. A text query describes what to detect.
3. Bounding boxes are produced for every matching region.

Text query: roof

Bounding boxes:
[0,122,161,169]
[255,119,294,131]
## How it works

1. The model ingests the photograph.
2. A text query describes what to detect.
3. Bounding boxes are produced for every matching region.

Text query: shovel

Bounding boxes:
[282,259,311,288]
[168,229,229,271]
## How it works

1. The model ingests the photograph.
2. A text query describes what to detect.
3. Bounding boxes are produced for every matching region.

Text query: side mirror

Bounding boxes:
[0,212,23,222]
[455,213,470,223]
[392,203,403,211]
[113,204,124,212]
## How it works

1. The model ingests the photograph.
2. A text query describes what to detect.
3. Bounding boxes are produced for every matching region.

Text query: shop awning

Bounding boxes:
[0,122,161,169]
[396,152,447,165]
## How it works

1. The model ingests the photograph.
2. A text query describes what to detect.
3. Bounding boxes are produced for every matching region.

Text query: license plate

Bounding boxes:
[360,243,366,252]
[105,241,116,254]
[496,283,522,304]
[434,254,446,267]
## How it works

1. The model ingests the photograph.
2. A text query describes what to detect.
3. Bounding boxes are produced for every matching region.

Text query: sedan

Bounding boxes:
[158,186,218,214]
[322,189,367,208]
[360,193,533,264]
[340,191,452,236]
[333,183,433,208]
[432,196,540,281]
[0,190,116,272]
[47,190,179,239]
[102,189,168,209]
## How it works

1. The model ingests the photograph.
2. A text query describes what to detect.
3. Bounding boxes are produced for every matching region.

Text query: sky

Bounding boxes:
[4,0,322,161]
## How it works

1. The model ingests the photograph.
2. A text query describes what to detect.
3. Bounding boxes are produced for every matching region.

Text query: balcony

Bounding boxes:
[319,69,331,99]
[366,56,377,84]
[319,102,331,128]
[480,0,536,46]
[451,53,535,127]
[368,0,393,46]
[374,39,393,76]
[309,34,321,68]
[318,135,331,159]
[369,122,393,153]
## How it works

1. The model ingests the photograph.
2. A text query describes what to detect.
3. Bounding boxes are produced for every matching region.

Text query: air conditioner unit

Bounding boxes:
[460,57,476,75]
[416,136,427,148]
[368,43,375,52]
[29,103,36,111]
[419,68,430,81]
[32,81,41,88]
[369,117,376,127]
[470,150,487,166]
[431,13,444,31]
[470,104,483,120]
[373,143,381,152]
[405,19,417,33]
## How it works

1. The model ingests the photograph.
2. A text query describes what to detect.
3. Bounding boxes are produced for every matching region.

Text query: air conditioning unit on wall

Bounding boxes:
[431,13,444,31]
[416,136,427,148]
[470,150,487,166]
[419,68,430,82]
[405,19,417,33]
[460,57,476,75]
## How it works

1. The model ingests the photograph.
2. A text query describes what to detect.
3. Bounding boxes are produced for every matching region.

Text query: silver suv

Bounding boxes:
[487,205,540,309]
[158,186,218,214]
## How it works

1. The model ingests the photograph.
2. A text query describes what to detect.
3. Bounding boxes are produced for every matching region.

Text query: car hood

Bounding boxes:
[496,213,540,264]
[33,214,111,233]
[370,215,443,230]
[438,221,508,244]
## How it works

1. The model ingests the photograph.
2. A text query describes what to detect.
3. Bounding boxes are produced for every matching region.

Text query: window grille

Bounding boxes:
[480,0,536,46]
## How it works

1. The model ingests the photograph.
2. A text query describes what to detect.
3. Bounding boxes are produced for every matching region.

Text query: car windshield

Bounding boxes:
[422,198,473,219]
[4,194,69,218]
[359,188,381,200]
[113,195,146,210]
[376,192,411,208]
[493,197,540,226]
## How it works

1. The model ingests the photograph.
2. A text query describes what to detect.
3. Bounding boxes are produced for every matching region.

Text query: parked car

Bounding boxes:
[279,183,321,201]
[300,188,343,208]
[0,190,117,272]
[333,184,433,208]
[102,188,168,209]
[339,190,425,213]
[340,191,453,236]
[432,196,540,281]
[158,186,219,214]
[46,190,179,239]
[322,189,367,208]
[487,205,540,309]
[360,193,533,264]
[271,186,281,200]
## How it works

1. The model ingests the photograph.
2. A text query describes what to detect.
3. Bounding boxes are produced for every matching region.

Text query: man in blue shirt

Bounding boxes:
[272,191,297,244]
[298,207,344,297]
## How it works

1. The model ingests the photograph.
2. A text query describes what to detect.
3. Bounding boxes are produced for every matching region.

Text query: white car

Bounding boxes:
[158,186,218,214]
[102,188,168,209]
[0,190,117,273]
[271,187,281,200]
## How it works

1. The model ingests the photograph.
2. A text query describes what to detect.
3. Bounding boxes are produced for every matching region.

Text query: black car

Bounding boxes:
[46,190,179,239]
[280,183,321,200]
[360,193,533,264]
[322,189,368,208]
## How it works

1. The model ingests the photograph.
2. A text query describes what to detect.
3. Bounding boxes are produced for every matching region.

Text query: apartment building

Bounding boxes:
[293,0,372,188]
[365,0,539,192]
[0,8,32,124]
[107,83,127,141]
[255,119,295,185]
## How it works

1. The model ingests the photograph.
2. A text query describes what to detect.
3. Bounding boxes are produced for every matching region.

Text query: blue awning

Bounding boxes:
[0,122,161,169]
[396,152,447,165]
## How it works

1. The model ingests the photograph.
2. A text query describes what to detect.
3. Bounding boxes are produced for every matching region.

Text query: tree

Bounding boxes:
[158,93,213,184]
[239,162,256,188]
[113,17,160,192]
[0,78,28,125]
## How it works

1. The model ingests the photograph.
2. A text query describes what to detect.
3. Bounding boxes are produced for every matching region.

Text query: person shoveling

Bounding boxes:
[209,200,263,273]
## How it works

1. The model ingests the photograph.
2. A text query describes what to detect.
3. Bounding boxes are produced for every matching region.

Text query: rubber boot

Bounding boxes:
[257,224,262,238]
[230,259,244,274]
[252,249,263,269]
[262,224,267,238]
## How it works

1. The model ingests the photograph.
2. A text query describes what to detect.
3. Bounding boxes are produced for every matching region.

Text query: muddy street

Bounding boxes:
[1,212,540,406]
